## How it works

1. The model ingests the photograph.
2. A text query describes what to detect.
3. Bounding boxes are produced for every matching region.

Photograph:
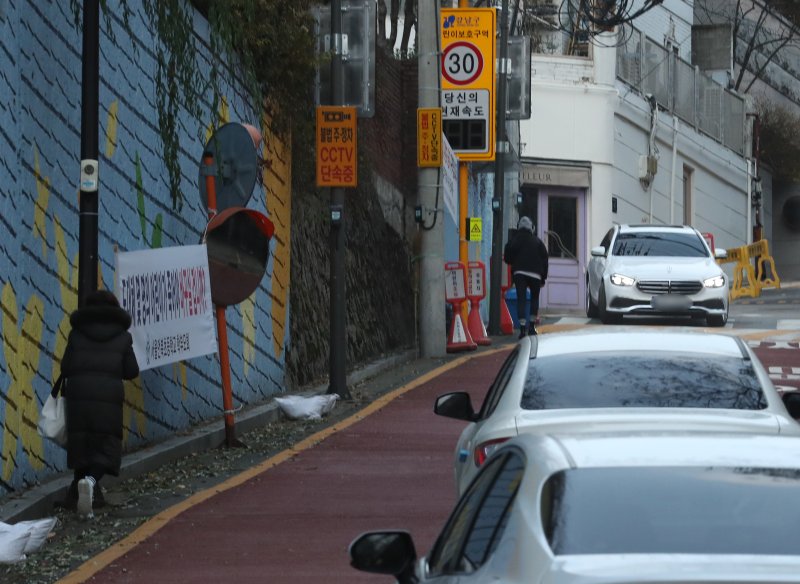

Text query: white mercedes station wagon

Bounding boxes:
[586,224,729,326]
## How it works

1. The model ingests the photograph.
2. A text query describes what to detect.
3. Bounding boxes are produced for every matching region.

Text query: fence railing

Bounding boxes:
[617,23,746,155]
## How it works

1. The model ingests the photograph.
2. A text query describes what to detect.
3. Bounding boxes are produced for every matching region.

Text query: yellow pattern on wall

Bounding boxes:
[123,378,146,443]
[172,361,188,401]
[262,115,291,358]
[205,97,231,143]
[51,216,78,386]
[1,284,46,480]
[242,296,255,375]
[51,216,107,378]
[32,145,51,259]
[105,100,119,158]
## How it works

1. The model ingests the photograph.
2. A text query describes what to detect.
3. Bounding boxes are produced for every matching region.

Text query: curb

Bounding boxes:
[0,349,418,524]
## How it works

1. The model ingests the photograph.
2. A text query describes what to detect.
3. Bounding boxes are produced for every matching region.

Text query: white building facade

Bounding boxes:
[515,0,759,312]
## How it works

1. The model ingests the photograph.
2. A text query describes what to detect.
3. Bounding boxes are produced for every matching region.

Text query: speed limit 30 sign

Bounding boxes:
[440,8,496,162]
[442,41,484,86]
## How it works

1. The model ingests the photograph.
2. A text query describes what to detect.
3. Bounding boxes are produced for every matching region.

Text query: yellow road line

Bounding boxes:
[57,344,513,583]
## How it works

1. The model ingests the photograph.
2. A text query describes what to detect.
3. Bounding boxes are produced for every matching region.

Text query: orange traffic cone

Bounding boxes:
[447,302,477,352]
[467,300,491,345]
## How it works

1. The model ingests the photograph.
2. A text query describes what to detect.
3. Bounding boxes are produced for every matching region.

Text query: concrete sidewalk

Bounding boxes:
[0,348,429,524]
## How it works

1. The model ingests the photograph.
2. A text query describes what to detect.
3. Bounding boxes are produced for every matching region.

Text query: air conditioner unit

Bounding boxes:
[638,155,657,179]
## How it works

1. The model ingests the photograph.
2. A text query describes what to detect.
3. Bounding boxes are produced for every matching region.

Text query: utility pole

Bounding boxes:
[327,0,351,399]
[78,0,100,308]
[488,0,509,335]
[418,2,446,357]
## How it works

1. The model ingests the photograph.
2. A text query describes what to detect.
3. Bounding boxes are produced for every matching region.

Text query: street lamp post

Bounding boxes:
[78,0,100,307]
[327,0,351,400]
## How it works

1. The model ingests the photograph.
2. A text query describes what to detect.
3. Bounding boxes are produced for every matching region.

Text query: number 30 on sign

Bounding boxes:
[442,42,483,86]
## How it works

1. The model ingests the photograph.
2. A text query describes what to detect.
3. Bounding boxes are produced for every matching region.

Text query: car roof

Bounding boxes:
[617,224,697,234]
[529,327,746,359]
[509,432,800,470]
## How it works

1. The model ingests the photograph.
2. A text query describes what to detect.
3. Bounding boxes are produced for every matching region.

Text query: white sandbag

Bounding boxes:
[0,522,32,563]
[275,394,339,421]
[13,517,57,554]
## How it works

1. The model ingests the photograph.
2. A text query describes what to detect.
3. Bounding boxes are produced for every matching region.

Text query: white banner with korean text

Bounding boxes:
[115,245,217,371]
[442,133,459,222]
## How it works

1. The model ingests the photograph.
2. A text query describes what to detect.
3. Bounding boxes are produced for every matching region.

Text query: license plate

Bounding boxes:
[651,294,691,312]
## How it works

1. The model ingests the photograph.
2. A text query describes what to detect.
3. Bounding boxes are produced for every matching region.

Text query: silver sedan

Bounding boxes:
[434,328,800,494]
[350,431,800,583]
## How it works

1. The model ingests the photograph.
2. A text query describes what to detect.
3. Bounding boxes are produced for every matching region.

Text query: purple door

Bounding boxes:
[538,188,585,311]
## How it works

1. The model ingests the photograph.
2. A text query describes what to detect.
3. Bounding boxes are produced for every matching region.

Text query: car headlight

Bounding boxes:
[703,275,725,288]
[610,273,635,286]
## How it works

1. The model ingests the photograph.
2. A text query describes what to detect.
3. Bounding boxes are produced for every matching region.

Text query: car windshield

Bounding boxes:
[612,232,708,257]
[544,467,800,555]
[521,352,767,410]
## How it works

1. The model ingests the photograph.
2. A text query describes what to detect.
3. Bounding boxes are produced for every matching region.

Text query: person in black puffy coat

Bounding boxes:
[59,290,139,518]
[503,216,549,338]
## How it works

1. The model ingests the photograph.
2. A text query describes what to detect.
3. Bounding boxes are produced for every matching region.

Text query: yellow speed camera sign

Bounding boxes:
[440,8,496,161]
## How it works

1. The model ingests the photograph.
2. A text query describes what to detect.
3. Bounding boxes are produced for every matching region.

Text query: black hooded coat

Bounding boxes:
[503,228,549,280]
[60,304,139,475]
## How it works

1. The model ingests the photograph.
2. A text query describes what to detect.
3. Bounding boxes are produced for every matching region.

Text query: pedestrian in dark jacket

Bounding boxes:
[503,216,549,338]
[60,290,139,518]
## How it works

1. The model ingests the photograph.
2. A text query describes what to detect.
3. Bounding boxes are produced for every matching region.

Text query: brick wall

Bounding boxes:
[287,49,417,387]
[362,52,420,240]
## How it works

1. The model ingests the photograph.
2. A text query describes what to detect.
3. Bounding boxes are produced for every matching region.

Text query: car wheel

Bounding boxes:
[585,277,598,318]
[707,310,728,327]
[598,285,620,325]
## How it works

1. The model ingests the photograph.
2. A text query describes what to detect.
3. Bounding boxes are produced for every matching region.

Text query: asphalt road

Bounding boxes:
[734,284,800,395]
[18,284,800,583]
[730,282,800,330]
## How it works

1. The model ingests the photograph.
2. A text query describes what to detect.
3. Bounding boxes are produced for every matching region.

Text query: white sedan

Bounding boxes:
[586,224,729,326]
[434,328,800,494]
[350,432,800,583]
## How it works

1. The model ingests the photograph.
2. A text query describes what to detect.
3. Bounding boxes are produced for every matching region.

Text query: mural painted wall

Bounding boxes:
[0,1,291,496]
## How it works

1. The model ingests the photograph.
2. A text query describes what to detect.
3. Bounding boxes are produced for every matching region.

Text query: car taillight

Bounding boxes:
[474,438,511,467]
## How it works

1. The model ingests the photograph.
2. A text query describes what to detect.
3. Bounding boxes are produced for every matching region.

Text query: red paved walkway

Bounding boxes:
[73,350,510,584]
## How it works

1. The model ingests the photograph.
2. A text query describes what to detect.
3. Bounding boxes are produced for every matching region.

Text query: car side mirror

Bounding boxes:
[349,531,417,583]
[434,392,477,422]
[782,392,800,420]
[590,245,606,257]
[714,248,728,260]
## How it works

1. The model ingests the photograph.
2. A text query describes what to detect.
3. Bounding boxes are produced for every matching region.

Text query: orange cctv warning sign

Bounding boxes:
[417,107,442,167]
[316,106,358,188]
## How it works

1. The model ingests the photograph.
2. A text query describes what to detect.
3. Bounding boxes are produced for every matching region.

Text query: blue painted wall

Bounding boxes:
[0,1,288,496]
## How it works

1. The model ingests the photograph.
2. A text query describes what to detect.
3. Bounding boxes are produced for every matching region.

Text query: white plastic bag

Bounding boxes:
[275,394,339,421]
[0,523,32,563]
[38,394,67,447]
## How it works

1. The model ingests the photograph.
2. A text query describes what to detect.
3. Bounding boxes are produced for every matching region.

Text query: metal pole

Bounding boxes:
[203,153,241,447]
[328,0,351,399]
[418,2,446,357]
[78,0,100,308]
[488,0,509,335]
[457,0,470,293]
[458,162,469,325]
